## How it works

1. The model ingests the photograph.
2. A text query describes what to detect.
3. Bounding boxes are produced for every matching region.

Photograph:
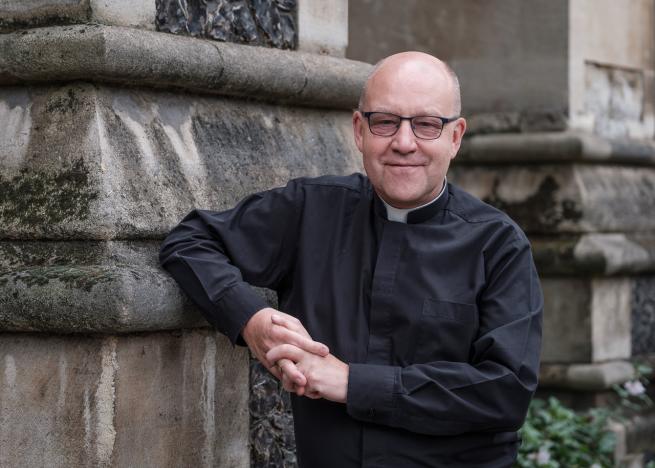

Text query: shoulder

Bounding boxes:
[292,173,370,194]
[446,182,528,244]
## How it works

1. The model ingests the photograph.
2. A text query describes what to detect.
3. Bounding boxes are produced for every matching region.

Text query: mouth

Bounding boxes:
[385,163,425,169]
[385,162,425,167]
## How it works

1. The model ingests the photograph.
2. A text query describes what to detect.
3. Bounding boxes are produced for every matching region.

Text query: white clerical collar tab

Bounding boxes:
[382,178,447,224]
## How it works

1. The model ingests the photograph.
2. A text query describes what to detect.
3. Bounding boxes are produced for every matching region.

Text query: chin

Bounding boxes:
[384,192,424,209]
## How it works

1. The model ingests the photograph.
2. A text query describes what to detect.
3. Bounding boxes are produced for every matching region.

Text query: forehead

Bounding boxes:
[365,60,454,115]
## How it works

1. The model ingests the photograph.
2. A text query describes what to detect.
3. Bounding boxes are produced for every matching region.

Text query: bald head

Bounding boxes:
[358,52,461,117]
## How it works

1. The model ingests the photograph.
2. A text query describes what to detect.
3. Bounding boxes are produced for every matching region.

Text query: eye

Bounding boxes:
[413,117,442,129]
[371,114,400,126]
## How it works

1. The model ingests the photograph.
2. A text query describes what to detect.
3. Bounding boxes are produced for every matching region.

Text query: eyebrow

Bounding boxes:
[370,109,448,116]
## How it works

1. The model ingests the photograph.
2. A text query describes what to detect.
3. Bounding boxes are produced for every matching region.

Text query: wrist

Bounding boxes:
[242,307,274,346]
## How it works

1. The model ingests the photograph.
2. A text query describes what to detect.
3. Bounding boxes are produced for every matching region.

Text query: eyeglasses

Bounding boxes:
[361,111,459,140]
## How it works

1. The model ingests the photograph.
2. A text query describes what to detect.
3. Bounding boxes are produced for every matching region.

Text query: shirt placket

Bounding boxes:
[362,220,405,467]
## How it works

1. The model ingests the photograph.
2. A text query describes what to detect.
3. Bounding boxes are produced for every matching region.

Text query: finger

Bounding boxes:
[266,343,304,364]
[269,364,282,380]
[281,372,296,393]
[271,314,310,338]
[274,326,329,356]
[277,358,307,386]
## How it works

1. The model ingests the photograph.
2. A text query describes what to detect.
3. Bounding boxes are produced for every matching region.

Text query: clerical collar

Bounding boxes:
[380,178,448,224]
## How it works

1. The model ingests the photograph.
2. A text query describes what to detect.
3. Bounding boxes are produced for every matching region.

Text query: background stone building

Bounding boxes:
[0,0,653,466]
[348,0,655,464]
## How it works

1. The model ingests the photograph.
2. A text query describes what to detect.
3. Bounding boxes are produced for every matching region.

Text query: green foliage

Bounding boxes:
[515,363,652,467]
[516,397,614,467]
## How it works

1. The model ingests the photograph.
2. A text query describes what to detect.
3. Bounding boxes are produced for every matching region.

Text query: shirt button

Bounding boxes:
[368,408,376,418]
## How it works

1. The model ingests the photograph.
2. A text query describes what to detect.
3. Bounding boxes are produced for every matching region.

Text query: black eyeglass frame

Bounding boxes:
[361,111,459,140]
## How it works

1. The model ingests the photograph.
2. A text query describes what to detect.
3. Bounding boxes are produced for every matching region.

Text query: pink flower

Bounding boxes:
[624,380,646,396]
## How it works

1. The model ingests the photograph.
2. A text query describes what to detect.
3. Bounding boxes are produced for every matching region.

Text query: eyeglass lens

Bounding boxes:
[368,113,444,139]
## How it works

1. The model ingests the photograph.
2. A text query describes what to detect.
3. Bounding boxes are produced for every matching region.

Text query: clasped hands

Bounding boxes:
[242,307,348,403]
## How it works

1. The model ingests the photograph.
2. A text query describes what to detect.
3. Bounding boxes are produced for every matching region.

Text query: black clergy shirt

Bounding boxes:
[159,173,543,468]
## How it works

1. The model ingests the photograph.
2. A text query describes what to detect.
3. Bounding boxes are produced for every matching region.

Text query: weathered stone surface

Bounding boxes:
[0,330,249,468]
[89,0,156,31]
[541,277,592,363]
[532,233,655,276]
[0,0,89,31]
[0,241,199,332]
[156,0,297,50]
[457,131,655,165]
[569,0,655,140]
[541,277,634,363]
[449,164,655,234]
[632,277,655,355]
[347,0,570,133]
[610,410,655,464]
[539,361,635,390]
[0,241,278,333]
[591,278,632,362]
[348,0,655,138]
[0,83,362,240]
[0,25,371,108]
[297,0,347,56]
[584,62,645,140]
[0,0,156,32]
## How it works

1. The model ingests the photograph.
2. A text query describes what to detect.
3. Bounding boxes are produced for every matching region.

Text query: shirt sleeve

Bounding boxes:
[158,179,304,345]
[346,233,543,436]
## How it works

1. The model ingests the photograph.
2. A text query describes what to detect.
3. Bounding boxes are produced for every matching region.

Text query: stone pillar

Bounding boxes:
[349,0,655,462]
[0,1,365,467]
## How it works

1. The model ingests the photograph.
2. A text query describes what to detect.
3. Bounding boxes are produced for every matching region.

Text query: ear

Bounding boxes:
[449,117,467,160]
[352,110,365,153]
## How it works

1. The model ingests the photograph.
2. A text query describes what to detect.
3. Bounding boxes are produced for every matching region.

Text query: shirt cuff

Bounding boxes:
[346,363,400,425]
[216,282,270,346]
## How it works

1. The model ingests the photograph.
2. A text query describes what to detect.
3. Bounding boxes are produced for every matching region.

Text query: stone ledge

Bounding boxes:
[0,24,370,109]
[457,131,655,166]
[532,233,655,276]
[449,164,655,234]
[539,361,635,391]
[0,240,274,333]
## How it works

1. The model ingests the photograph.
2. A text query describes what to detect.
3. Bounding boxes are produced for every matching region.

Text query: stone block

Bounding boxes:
[531,233,655,276]
[539,361,634,390]
[0,0,90,31]
[348,0,655,137]
[0,25,370,108]
[541,277,632,363]
[0,83,362,240]
[0,241,200,333]
[0,241,277,334]
[90,0,155,30]
[0,330,249,468]
[569,0,655,139]
[0,0,157,32]
[298,0,348,56]
[347,0,570,132]
[449,163,655,234]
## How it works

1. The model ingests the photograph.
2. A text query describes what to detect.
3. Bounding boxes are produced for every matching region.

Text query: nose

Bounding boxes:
[391,119,417,154]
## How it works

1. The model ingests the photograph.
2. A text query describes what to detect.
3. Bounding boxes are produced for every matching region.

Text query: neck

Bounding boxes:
[381,178,447,223]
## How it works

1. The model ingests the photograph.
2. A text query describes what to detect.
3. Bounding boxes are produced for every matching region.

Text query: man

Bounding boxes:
[160,52,543,467]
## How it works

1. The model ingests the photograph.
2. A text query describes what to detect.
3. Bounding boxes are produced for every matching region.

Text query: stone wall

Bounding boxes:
[349,0,655,462]
[0,2,368,466]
